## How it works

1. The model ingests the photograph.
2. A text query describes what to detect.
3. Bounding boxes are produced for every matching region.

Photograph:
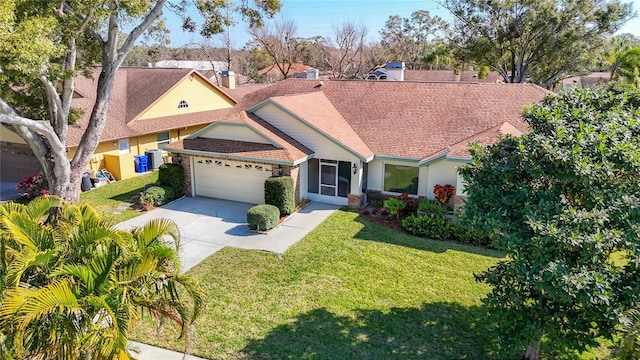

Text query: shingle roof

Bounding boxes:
[165,109,313,164]
[174,138,294,162]
[67,68,235,147]
[237,79,549,162]
[266,92,374,159]
[445,122,524,160]
[220,83,271,101]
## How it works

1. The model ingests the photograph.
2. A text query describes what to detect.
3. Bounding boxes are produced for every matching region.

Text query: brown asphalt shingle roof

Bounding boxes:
[267,92,374,159]
[238,79,549,162]
[67,67,235,147]
[178,138,294,162]
[165,110,313,163]
[445,122,524,160]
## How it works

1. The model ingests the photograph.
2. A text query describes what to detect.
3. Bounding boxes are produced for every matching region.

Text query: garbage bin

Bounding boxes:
[81,172,92,192]
[134,155,148,173]
[145,149,163,170]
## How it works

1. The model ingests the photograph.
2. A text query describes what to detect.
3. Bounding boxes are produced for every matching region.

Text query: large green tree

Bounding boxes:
[460,84,640,359]
[0,0,280,204]
[379,10,450,70]
[444,0,633,87]
[0,196,204,359]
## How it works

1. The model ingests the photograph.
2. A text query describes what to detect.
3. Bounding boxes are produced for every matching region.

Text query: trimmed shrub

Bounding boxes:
[402,213,493,247]
[452,223,492,247]
[158,163,184,196]
[264,176,295,215]
[139,185,176,207]
[401,214,455,240]
[417,199,450,216]
[247,204,280,231]
[383,198,405,218]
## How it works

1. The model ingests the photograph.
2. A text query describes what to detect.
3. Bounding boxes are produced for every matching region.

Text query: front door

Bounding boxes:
[307,158,351,205]
[320,160,338,196]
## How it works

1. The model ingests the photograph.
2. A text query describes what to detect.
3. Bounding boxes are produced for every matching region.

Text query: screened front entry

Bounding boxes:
[308,158,351,204]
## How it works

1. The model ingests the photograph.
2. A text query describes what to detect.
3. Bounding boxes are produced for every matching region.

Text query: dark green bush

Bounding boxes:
[452,223,492,247]
[140,185,175,207]
[418,199,450,216]
[383,198,405,218]
[159,163,184,196]
[264,176,295,215]
[402,213,492,247]
[401,214,454,240]
[247,204,280,231]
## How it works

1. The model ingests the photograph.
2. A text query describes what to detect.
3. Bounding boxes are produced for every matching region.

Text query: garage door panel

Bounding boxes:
[0,142,42,182]
[194,158,273,204]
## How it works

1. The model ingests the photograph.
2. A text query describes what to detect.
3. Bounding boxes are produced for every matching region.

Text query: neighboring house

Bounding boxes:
[165,78,549,208]
[553,72,611,92]
[0,68,236,182]
[258,63,312,81]
[365,63,502,83]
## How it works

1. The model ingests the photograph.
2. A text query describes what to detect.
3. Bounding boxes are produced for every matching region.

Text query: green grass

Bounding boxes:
[131,210,504,359]
[80,172,158,223]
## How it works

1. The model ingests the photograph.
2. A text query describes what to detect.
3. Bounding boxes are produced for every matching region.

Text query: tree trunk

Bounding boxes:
[522,338,541,360]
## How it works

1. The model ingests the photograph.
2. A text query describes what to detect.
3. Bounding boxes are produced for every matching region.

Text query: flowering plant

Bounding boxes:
[16,173,49,199]
[433,184,455,205]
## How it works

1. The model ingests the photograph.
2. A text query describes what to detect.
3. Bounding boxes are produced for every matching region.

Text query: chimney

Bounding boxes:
[385,61,405,81]
[306,68,319,80]
[221,71,235,89]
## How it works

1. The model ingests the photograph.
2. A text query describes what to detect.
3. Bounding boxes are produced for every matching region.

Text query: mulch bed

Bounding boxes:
[358,205,407,233]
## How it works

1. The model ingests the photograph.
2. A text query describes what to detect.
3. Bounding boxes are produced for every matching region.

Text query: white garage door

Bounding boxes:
[194,157,274,204]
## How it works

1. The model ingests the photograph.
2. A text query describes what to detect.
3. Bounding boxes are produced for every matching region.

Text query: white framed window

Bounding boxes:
[156,132,170,148]
[118,138,130,155]
[383,164,418,195]
[178,100,189,109]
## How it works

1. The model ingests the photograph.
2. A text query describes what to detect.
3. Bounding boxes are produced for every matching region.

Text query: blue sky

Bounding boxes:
[162,0,640,48]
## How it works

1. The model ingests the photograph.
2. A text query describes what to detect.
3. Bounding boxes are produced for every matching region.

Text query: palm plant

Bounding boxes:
[0,196,204,359]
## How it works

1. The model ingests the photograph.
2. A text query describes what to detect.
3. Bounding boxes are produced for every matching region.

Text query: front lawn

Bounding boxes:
[131,210,504,359]
[80,172,158,223]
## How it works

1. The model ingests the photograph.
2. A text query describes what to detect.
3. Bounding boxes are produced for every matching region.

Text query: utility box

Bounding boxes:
[145,149,163,170]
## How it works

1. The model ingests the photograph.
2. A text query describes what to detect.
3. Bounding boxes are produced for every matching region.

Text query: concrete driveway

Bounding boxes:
[116,196,339,272]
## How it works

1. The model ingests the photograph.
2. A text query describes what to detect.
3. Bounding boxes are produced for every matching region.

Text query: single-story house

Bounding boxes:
[0,68,237,181]
[258,63,313,82]
[165,78,549,207]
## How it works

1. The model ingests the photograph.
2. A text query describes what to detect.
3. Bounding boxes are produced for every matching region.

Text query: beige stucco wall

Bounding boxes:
[367,158,422,195]
[66,124,207,179]
[0,126,26,144]
[426,159,465,199]
[254,103,361,163]
[366,157,467,200]
[254,103,363,198]
[136,75,234,120]
[199,123,271,144]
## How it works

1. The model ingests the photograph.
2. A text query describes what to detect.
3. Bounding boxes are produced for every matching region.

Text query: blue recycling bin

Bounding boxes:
[134,155,148,173]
